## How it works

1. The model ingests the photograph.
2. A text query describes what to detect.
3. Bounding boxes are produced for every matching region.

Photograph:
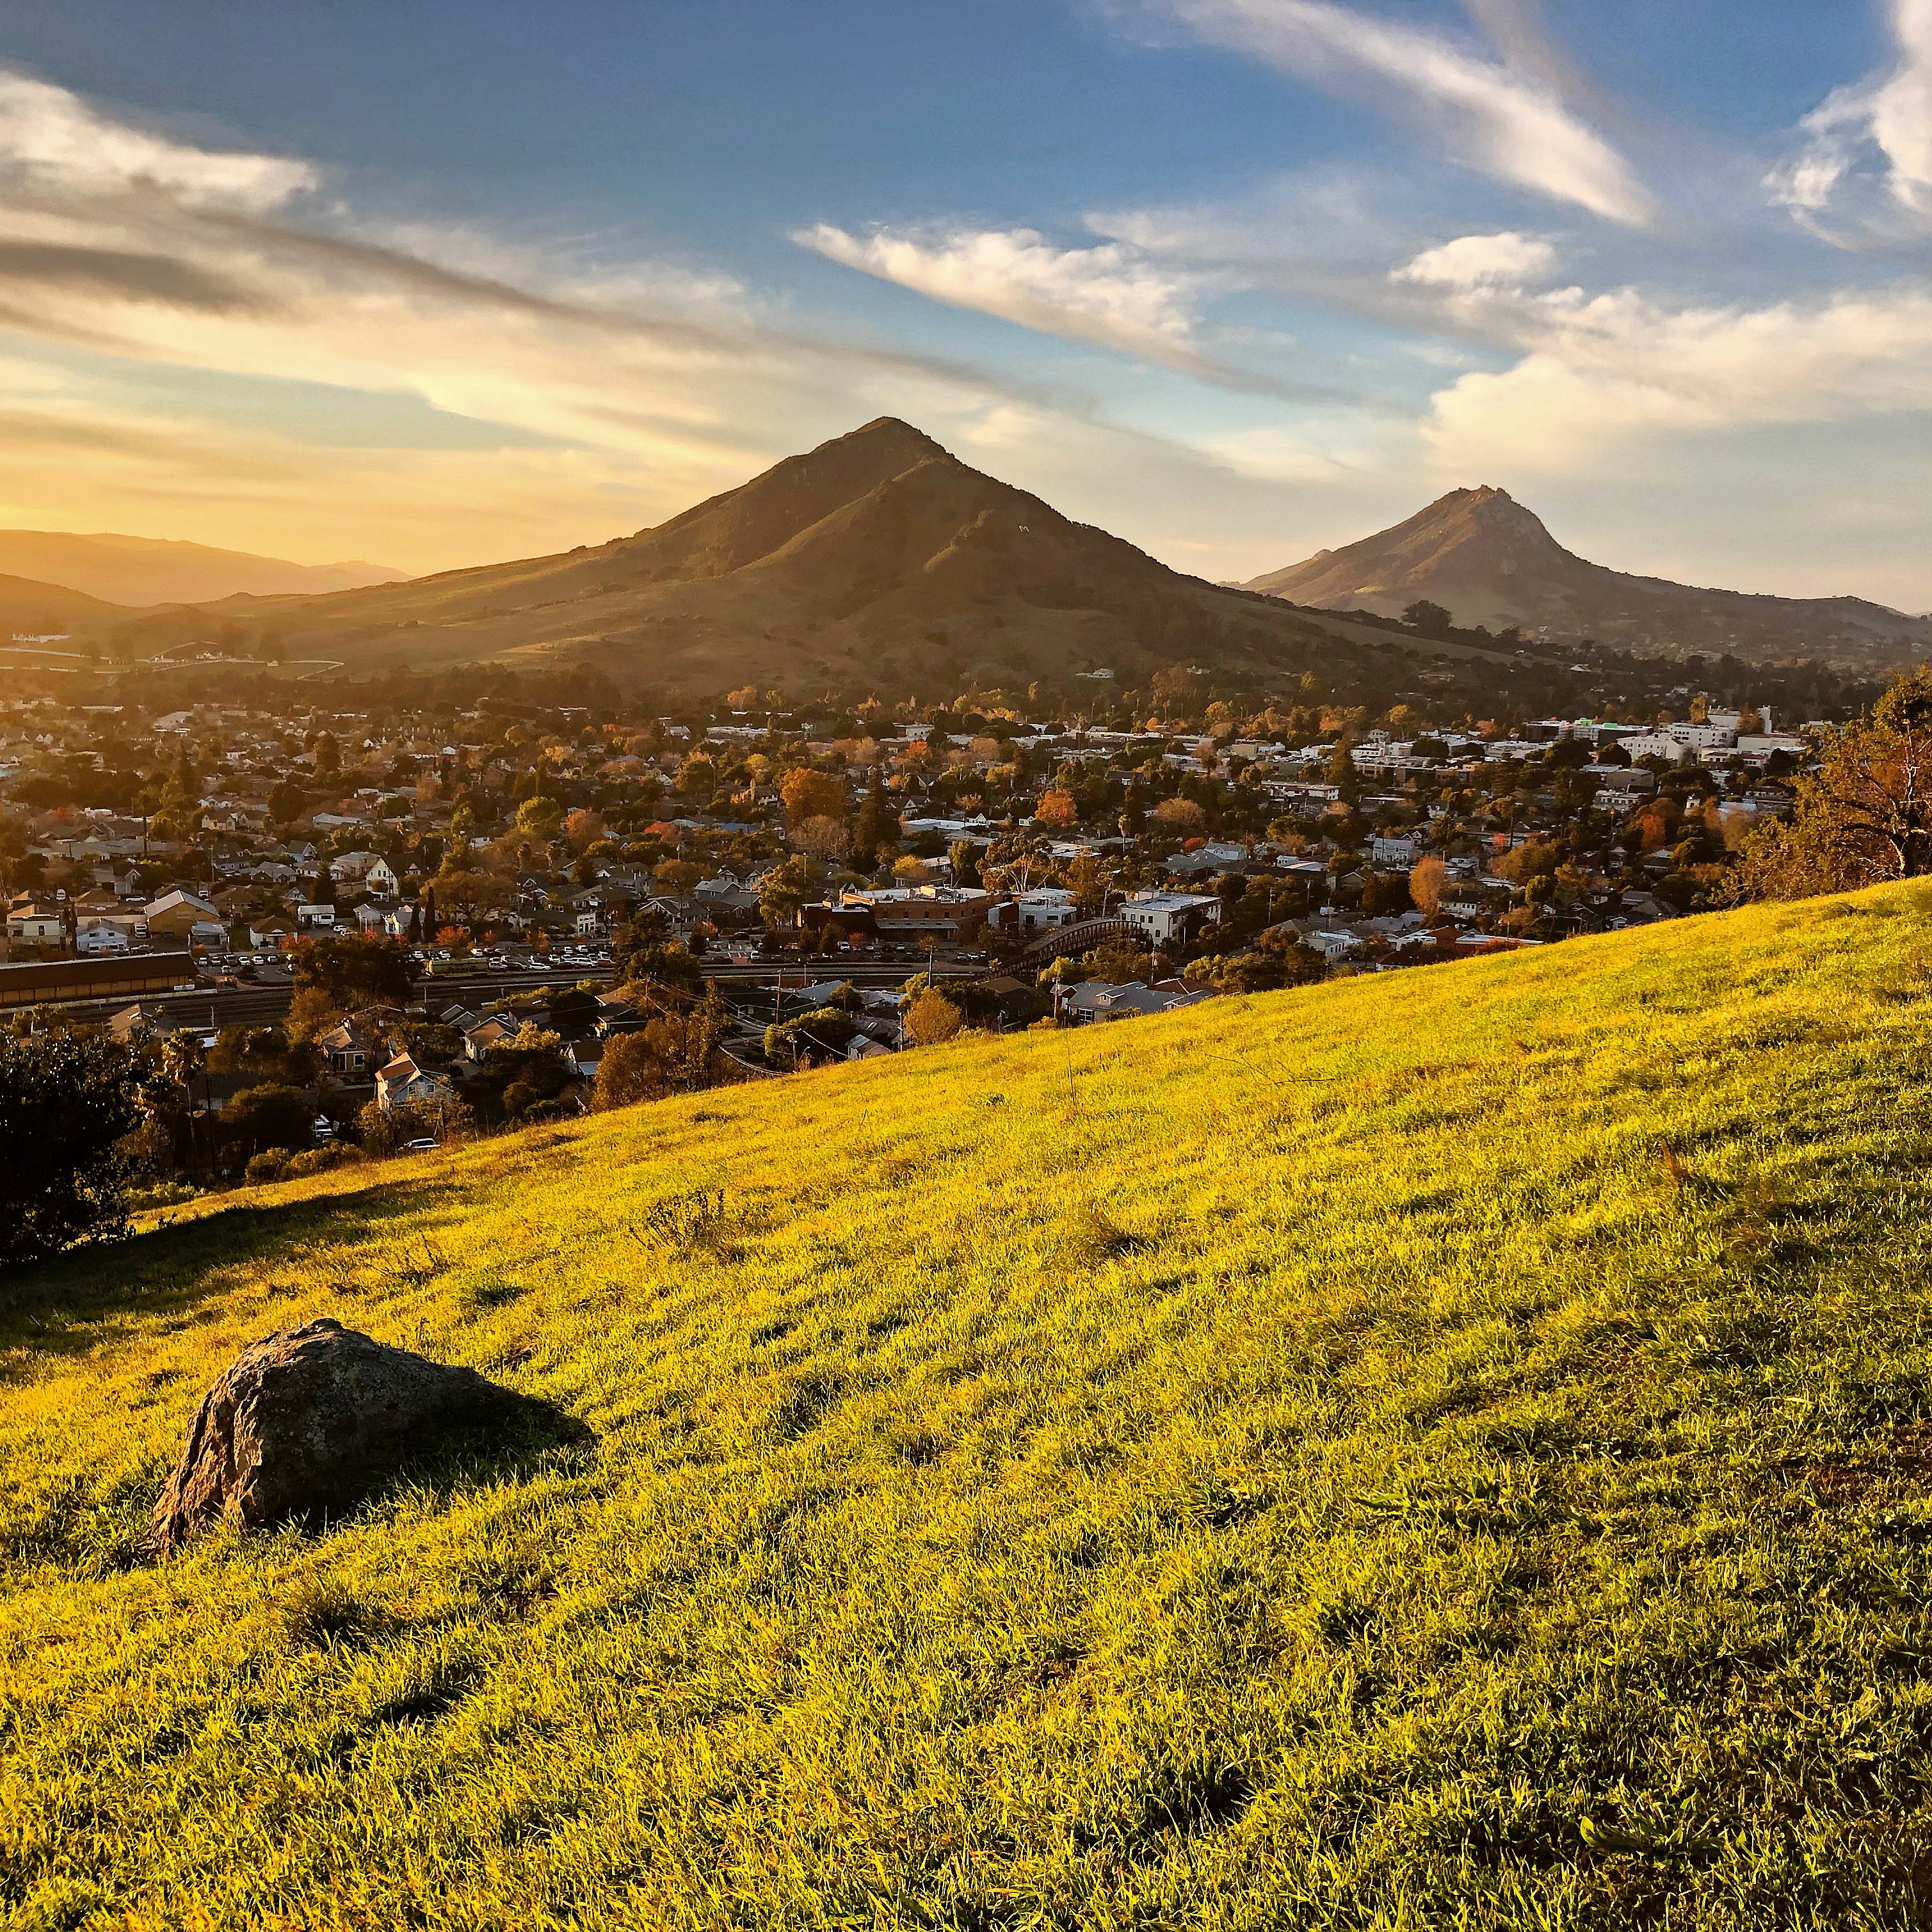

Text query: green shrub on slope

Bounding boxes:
[6,885,1932,1928]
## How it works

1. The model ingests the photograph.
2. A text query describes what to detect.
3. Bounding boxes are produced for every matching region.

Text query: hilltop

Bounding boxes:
[8,887,1932,1925]
[0,532,403,608]
[1246,486,1932,670]
[90,419,1357,693]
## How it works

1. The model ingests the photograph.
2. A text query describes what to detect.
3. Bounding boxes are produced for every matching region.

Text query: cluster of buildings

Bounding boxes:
[1,682,1822,1006]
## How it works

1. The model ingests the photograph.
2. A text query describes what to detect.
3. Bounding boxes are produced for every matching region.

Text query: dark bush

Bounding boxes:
[0,1031,149,1272]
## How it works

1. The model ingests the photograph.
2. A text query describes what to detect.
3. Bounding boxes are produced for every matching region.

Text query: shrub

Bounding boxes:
[901,989,963,1047]
[246,1149,293,1184]
[0,1031,149,1271]
[282,1145,363,1179]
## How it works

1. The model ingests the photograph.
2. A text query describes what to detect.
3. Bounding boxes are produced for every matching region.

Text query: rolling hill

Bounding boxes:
[0,531,403,606]
[0,570,137,641]
[1245,485,1932,670]
[94,419,1355,693]
[8,885,1932,1925]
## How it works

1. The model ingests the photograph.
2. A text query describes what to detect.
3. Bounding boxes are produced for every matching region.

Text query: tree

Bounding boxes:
[780,766,848,825]
[1151,796,1207,835]
[597,986,729,1104]
[564,808,606,853]
[1200,930,1326,992]
[654,858,704,897]
[1402,600,1454,638]
[292,933,413,1013]
[208,1024,320,1089]
[220,1084,316,1162]
[0,1031,149,1271]
[1410,855,1448,918]
[1360,872,1412,917]
[757,855,818,926]
[266,780,307,825]
[1494,839,1565,887]
[766,1006,858,1066]
[618,933,704,1000]
[515,795,564,843]
[1034,788,1079,829]
[594,1031,665,1109]
[851,774,898,869]
[901,988,963,1047]
[435,869,513,928]
[480,1026,571,1120]
[791,814,849,862]
[1735,672,1932,898]
[1067,851,1109,915]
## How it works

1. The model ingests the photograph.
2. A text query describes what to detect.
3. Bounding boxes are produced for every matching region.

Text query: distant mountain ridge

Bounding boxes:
[0,531,403,608]
[1244,487,1932,669]
[97,417,1348,692]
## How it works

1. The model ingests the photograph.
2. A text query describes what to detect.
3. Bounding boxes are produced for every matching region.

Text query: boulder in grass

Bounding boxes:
[151,1317,501,1552]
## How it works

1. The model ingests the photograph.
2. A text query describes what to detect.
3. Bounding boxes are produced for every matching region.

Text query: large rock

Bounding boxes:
[152,1318,502,1552]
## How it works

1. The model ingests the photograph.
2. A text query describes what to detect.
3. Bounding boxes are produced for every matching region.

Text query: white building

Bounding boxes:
[1620,732,1699,764]
[328,851,399,894]
[1118,890,1221,947]
[1007,887,1081,935]
[1736,734,1807,762]
[74,914,145,954]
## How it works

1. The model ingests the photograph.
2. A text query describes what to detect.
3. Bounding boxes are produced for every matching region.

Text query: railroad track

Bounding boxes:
[35,958,980,1029]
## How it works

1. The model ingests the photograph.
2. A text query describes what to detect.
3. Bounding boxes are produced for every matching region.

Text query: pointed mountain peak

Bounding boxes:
[817,417,952,467]
[1417,484,1555,542]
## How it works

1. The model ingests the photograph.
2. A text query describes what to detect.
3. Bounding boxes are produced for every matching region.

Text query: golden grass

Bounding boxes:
[8,885,1932,1927]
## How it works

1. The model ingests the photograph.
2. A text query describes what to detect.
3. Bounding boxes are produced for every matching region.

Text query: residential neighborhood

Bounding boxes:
[0,657,1842,1182]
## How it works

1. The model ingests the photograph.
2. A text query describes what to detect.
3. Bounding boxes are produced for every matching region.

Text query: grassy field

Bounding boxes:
[8,885,1932,1929]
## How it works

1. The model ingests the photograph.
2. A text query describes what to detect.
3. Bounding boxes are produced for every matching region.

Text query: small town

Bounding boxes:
[1,660,1821,1184]
[12,8,1932,1925]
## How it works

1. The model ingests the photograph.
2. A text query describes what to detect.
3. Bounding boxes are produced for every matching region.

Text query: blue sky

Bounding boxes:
[0,0,1928,608]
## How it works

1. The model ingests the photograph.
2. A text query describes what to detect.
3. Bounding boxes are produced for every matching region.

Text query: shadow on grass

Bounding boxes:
[403,1384,598,1493]
[0,1171,472,1369]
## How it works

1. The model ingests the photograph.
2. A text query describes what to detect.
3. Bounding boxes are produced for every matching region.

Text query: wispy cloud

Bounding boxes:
[0,68,1077,566]
[1140,0,1655,225]
[794,219,1404,403]
[796,222,1206,365]
[1771,0,1932,245]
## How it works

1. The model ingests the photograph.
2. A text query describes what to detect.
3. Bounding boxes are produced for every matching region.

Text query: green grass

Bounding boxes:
[8,885,1932,1928]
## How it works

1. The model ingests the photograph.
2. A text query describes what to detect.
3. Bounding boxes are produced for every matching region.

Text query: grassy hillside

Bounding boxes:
[8,889,1932,1928]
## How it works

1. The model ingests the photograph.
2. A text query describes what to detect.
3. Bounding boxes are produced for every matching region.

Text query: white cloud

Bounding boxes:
[1420,280,1932,474]
[1146,0,1655,225]
[0,70,314,209]
[1394,230,1559,289]
[796,222,1207,364]
[1771,0,1932,241]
